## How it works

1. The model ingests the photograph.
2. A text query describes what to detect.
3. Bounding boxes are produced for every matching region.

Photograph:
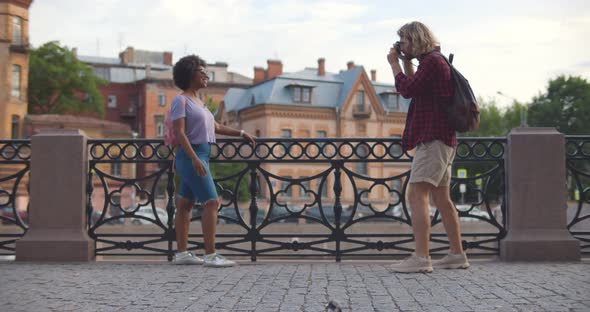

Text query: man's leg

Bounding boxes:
[407,182,434,257]
[431,186,463,254]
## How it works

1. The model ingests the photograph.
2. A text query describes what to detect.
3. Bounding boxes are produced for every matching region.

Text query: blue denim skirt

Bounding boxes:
[175,144,218,203]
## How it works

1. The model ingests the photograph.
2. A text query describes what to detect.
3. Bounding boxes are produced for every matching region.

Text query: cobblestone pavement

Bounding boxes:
[0,260,588,312]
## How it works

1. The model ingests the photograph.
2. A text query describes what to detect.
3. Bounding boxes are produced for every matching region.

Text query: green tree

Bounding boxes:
[206,96,251,202]
[28,41,106,116]
[528,75,590,134]
[462,97,522,137]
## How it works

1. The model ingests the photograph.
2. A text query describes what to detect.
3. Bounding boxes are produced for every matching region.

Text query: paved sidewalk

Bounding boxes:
[0,260,588,312]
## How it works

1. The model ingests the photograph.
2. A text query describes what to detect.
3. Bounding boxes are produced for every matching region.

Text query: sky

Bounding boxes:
[29,0,590,108]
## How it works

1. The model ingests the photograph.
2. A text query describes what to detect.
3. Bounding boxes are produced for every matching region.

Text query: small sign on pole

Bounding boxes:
[457,169,467,179]
[459,184,467,193]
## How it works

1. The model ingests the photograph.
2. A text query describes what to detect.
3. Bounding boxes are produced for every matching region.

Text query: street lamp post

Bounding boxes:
[497,91,527,127]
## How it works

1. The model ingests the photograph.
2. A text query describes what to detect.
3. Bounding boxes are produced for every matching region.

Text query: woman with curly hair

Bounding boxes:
[170,54,256,267]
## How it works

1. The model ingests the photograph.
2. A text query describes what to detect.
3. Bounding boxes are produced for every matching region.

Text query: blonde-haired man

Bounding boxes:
[387,21,470,273]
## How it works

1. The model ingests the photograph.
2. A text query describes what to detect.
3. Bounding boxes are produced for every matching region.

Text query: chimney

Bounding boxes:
[371,69,376,81]
[253,67,265,84]
[266,59,283,80]
[347,61,355,70]
[119,46,135,65]
[163,51,173,66]
[318,58,325,76]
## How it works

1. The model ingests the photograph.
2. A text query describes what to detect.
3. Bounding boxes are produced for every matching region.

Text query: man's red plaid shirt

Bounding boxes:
[395,50,456,151]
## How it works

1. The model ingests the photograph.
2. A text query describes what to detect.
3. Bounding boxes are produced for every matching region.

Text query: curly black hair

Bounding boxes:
[173,55,207,91]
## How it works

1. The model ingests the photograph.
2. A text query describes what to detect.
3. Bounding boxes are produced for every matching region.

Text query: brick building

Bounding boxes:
[220,58,411,207]
[0,0,32,139]
[79,47,252,140]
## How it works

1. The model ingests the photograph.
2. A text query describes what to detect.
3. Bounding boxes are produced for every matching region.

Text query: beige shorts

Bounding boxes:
[409,140,456,187]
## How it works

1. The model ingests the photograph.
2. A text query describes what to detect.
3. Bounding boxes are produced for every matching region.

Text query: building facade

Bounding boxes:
[220,58,411,208]
[0,0,32,139]
[79,47,252,140]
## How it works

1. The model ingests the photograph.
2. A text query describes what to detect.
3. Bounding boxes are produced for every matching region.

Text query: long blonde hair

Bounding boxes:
[397,21,439,56]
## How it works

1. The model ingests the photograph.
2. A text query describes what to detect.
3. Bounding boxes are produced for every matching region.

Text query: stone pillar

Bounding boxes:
[500,127,580,261]
[16,129,94,261]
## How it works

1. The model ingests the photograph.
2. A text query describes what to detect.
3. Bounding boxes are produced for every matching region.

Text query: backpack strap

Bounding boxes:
[433,51,454,66]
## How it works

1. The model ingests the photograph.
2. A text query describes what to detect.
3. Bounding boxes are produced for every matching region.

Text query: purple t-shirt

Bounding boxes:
[169,95,216,144]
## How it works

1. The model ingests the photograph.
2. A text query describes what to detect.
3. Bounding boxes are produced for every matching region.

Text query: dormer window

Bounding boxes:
[288,84,313,103]
[293,86,312,103]
[386,94,400,110]
[380,91,400,110]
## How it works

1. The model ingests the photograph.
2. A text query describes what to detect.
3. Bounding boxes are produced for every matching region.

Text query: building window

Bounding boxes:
[359,188,369,202]
[321,180,328,198]
[11,115,19,139]
[390,135,403,157]
[12,16,22,45]
[210,71,216,82]
[129,94,139,107]
[108,95,117,108]
[93,67,110,80]
[158,93,166,107]
[300,180,310,198]
[281,176,292,198]
[155,115,165,138]
[292,87,312,103]
[11,65,21,99]
[302,88,311,102]
[317,130,327,147]
[281,129,292,153]
[111,163,122,176]
[357,90,365,111]
[386,94,399,110]
[390,179,402,192]
[356,145,369,175]
[255,130,261,138]
[292,87,301,102]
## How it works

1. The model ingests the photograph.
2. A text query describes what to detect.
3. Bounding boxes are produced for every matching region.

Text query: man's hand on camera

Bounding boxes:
[387,47,399,65]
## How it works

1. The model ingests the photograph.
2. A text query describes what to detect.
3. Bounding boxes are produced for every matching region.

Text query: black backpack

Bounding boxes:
[436,52,480,133]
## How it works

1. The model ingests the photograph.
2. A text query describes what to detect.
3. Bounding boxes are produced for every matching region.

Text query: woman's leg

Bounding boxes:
[201,198,220,254]
[175,196,194,252]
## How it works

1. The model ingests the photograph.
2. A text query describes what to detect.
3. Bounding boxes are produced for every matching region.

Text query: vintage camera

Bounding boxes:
[394,41,402,54]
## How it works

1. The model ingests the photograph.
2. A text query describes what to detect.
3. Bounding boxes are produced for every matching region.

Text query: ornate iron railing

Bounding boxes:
[0,140,30,256]
[87,137,507,261]
[566,135,590,254]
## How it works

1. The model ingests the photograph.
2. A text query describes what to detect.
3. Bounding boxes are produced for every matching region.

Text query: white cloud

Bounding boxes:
[29,0,590,108]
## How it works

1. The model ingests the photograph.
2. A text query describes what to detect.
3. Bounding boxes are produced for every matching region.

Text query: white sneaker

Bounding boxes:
[389,253,433,273]
[172,251,204,265]
[433,252,470,269]
[203,253,236,267]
